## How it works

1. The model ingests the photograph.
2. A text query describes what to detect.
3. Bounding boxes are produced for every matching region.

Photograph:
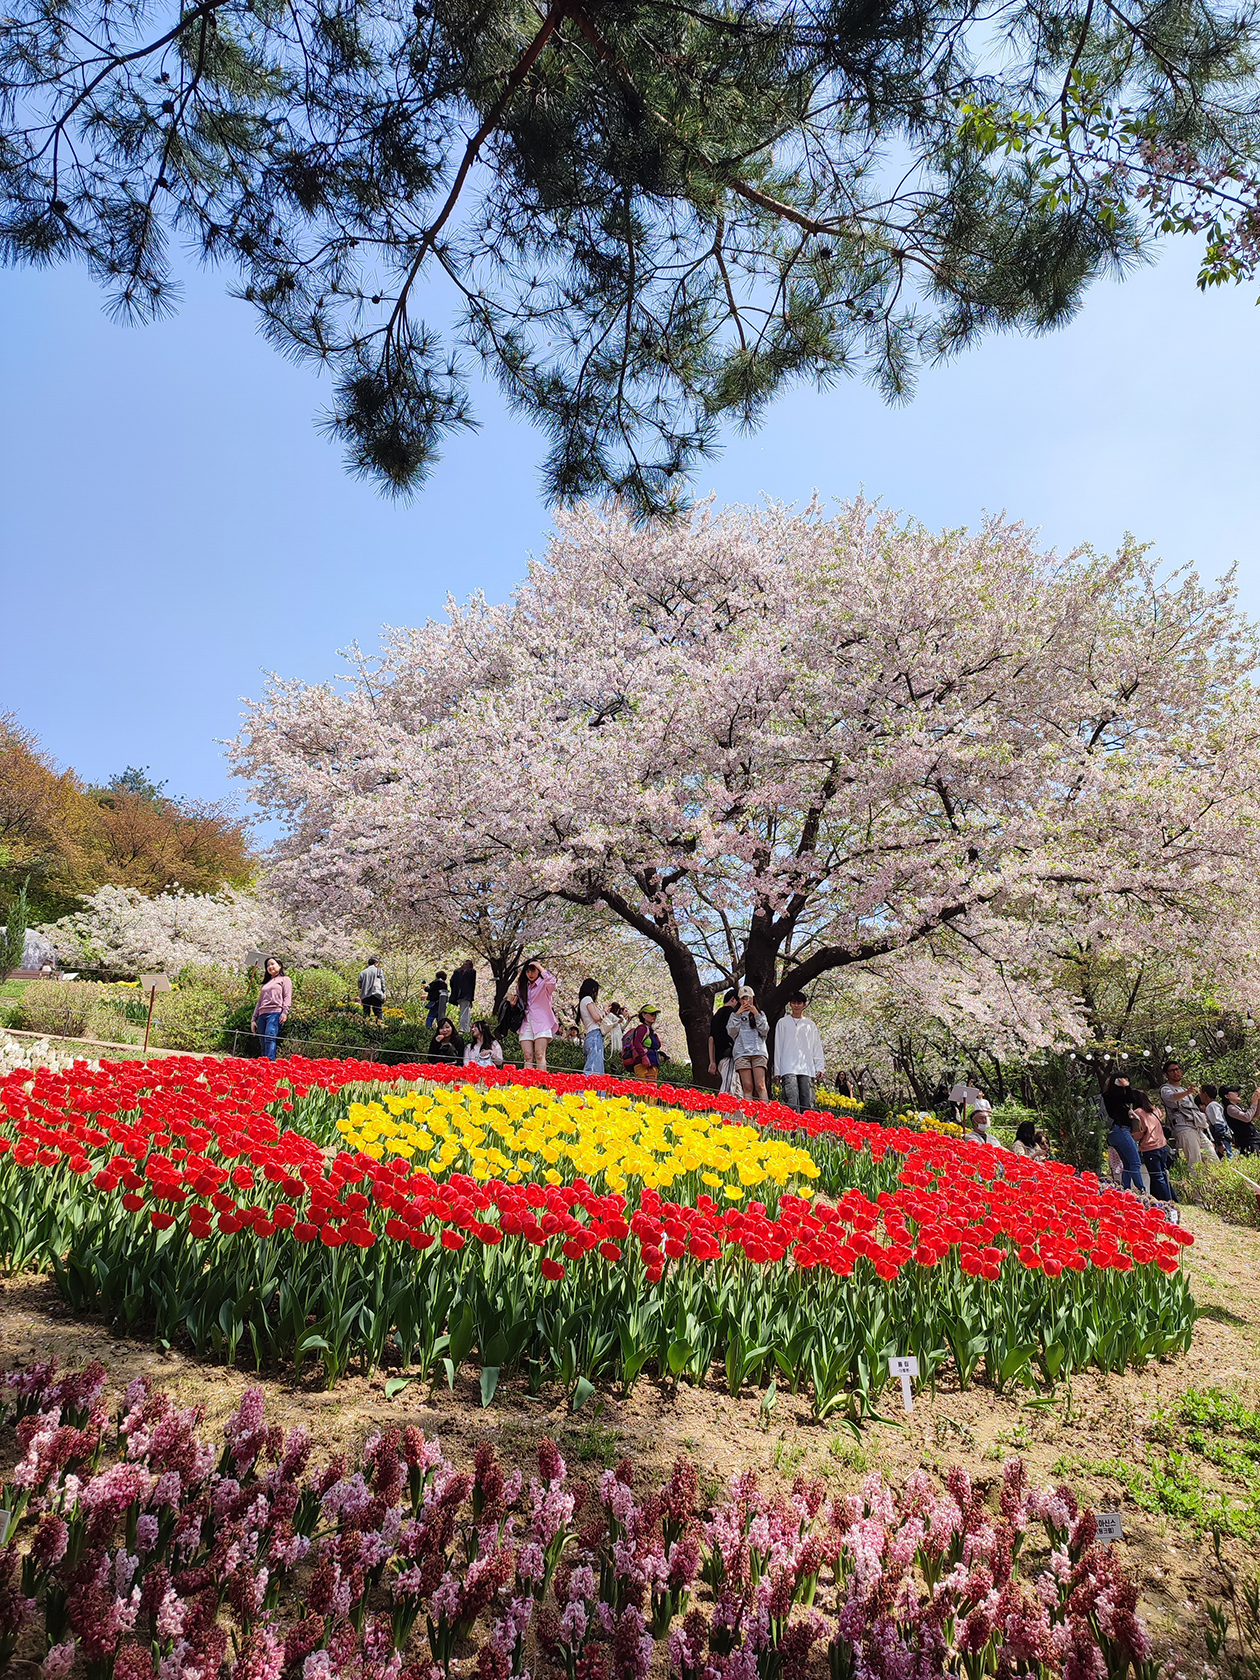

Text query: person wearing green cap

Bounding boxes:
[625,1005,664,1082]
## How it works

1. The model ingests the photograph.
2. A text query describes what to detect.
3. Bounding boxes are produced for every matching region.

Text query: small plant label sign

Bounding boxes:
[1095,1512,1124,1544]
[0,1510,10,1545]
[889,1354,920,1412]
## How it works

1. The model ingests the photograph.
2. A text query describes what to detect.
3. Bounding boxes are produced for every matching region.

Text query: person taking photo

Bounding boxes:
[727,986,770,1101]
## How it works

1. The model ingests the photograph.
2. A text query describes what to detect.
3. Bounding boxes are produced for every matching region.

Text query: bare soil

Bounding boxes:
[2,1205,1258,1673]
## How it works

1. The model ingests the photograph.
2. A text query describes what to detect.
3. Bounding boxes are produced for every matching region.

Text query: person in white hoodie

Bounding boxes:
[772,991,826,1114]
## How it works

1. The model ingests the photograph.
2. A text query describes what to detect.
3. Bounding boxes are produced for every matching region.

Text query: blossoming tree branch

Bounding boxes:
[232,499,1260,1078]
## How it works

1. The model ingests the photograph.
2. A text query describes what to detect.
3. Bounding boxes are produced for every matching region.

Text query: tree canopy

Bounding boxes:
[4,0,1259,511]
[231,498,1260,1075]
[0,714,255,918]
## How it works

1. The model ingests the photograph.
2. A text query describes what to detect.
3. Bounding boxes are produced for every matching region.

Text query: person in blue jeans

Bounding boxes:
[251,957,292,1061]
[577,977,607,1076]
[1107,1102,1144,1191]
[1130,1090,1175,1201]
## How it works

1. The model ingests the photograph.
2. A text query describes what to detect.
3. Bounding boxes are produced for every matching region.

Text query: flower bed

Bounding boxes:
[0,1056,1195,1408]
[0,1361,1157,1680]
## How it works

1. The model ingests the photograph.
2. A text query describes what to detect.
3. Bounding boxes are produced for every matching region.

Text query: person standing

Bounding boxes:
[625,1005,664,1082]
[425,970,450,1030]
[450,960,477,1036]
[515,957,558,1070]
[577,978,608,1077]
[251,957,292,1062]
[1223,1086,1260,1155]
[965,1088,993,1129]
[707,987,738,1094]
[772,990,825,1113]
[464,1020,504,1068]
[948,1071,982,1124]
[605,1002,626,1069]
[1104,1083,1143,1191]
[1129,1090,1174,1202]
[1200,1084,1233,1158]
[358,955,387,1019]
[1160,1061,1215,1165]
[727,987,770,1101]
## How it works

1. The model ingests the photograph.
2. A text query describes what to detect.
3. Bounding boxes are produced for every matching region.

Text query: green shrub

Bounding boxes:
[175,964,250,1006]
[13,980,103,1038]
[290,967,353,1008]
[150,986,233,1053]
[1171,1157,1260,1228]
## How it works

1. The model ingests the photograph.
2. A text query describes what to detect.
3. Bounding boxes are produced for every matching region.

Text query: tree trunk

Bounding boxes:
[659,946,720,1086]
[485,945,525,1012]
[589,887,719,1085]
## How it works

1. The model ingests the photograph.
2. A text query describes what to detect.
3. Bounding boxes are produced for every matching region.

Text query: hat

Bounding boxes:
[638,1002,660,1016]
[738,985,755,999]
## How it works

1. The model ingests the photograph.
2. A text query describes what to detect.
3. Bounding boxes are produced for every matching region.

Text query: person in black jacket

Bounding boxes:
[1102,1075,1133,1127]
[450,960,477,1035]
[427,1018,465,1064]
[425,971,450,1029]
[1222,1086,1260,1154]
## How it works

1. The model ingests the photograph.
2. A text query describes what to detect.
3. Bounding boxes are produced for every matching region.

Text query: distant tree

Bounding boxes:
[85,777,255,897]
[106,767,168,801]
[0,714,255,914]
[3,0,1259,513]
[45,882,352,972]
[0,714,95,918]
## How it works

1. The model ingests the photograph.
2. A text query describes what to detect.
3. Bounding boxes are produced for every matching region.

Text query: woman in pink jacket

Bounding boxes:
[514,956,558,1069]
[251,957,292,1061]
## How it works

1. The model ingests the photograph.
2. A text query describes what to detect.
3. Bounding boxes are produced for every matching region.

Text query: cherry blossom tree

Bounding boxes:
[232,499,1260,1078]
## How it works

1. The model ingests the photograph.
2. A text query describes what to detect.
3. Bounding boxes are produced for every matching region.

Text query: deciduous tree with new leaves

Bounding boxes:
[233,499,1260,1078]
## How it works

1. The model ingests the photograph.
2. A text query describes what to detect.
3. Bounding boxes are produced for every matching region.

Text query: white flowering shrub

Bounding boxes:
[41,885,353,975]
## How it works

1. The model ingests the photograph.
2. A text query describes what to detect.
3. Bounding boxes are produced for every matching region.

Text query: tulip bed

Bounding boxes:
[0,1055,1195,1413]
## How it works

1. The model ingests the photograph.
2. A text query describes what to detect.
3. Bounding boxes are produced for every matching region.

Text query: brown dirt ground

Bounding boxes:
[2,1205,1258,1673]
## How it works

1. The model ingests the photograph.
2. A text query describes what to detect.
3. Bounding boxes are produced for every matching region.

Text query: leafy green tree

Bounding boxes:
[3,0,1258,511]
[3,877,30,975]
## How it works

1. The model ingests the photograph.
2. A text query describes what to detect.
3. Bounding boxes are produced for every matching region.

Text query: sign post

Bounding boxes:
[138,973,171,1055]
[888,1354,920,1412]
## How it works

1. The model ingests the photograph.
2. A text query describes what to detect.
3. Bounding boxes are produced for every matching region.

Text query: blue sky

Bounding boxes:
[2,237,1257,826]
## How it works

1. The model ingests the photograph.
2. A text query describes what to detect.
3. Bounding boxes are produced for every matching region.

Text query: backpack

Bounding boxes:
[498,995,526,1035]
[622,1030,637,1070]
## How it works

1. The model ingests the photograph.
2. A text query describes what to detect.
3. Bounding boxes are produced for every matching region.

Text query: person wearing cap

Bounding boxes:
[772,990,824,1113]
[625,1005,664,1082]
[728,985,770,1101]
